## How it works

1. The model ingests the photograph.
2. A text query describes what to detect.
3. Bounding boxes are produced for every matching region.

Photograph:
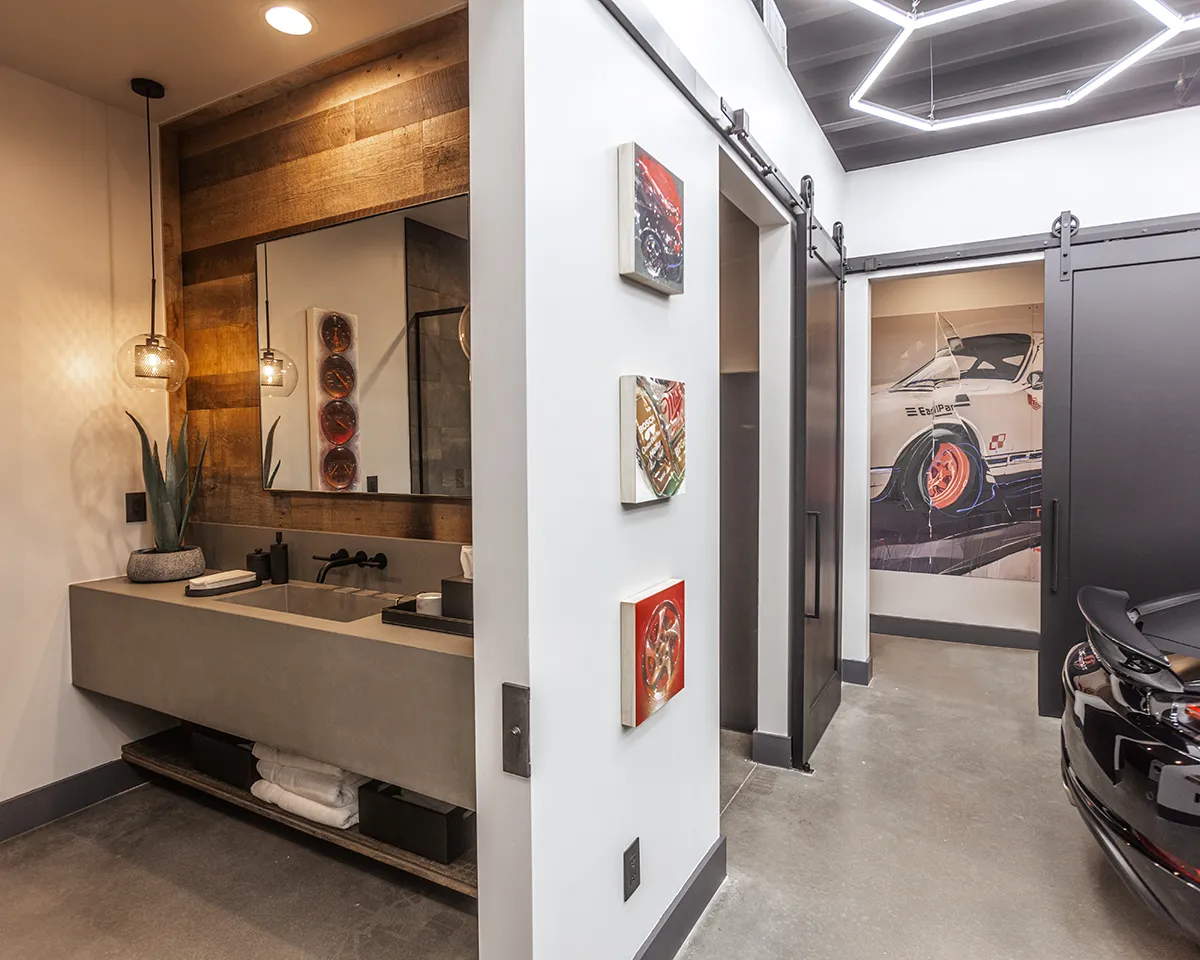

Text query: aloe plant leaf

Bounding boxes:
[126,412,161,513]
[157,497,180,553]
[179,437,208,543]
[164,434,178,511]
[175,414,190,502]
[263,416,281,488]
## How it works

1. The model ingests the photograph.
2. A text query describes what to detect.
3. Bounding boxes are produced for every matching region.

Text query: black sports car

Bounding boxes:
[1063,584,1200,943]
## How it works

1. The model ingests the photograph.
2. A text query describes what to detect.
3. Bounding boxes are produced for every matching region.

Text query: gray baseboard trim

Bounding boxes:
[871,614,1039,651]
[0,759,146,844]
[751,729,792,768]
[634,835,727,960]
[843,658,873,686]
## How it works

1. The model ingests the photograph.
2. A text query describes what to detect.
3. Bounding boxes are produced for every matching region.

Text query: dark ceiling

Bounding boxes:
[778,0,1200,169]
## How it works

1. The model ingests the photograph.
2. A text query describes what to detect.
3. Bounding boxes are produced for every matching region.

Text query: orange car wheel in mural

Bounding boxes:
[927,442,972,510]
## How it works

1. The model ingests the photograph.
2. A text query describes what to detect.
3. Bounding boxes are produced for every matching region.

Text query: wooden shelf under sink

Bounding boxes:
[122,729,478,898]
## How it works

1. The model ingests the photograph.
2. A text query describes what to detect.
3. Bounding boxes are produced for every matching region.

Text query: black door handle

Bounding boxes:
[1049,499,1060,595]
[806,511,820,620]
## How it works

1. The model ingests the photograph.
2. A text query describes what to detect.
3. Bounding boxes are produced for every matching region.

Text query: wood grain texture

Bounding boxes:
[171,9,468,145]
[161,130,187,430]
[164,12,471,542]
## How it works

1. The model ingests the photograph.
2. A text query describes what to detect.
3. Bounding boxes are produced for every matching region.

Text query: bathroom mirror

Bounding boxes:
[256,195,471,498]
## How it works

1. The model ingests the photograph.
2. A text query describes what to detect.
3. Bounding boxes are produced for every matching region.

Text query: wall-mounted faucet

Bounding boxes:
[313,549,388,584]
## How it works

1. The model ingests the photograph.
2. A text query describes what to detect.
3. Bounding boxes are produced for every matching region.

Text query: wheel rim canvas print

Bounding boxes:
[621,375,685,504]
[622,579,686,727]
[618,143,684,295]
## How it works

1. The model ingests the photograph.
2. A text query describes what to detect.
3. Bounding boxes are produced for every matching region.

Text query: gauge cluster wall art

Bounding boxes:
[620,375,686,504]
[618,143,684,296]
[307,308,362,492]
[621,579,686,727]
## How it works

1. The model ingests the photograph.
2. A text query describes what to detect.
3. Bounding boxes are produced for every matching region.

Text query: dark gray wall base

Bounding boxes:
[0,759,147,844]
[871,614,1039,651]
[751,730,792,768]
[842,658,873,686]
[634,836,727,960]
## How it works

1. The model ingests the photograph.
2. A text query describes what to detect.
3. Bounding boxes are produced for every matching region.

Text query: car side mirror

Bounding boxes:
[1027,371,1044,390]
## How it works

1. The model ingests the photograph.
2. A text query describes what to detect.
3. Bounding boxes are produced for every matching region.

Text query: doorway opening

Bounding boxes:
[866,260,1045,652]
[718,195,760,736]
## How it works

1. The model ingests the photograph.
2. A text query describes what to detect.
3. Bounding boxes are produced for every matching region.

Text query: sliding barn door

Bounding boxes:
[1040,231,1200,714]
[793,217,844,766]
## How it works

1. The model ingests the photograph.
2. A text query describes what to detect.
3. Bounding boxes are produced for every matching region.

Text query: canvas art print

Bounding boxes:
[621,375,686,504]
[621,579,686,727]
[307,308,363,493]
[618,142,684,295]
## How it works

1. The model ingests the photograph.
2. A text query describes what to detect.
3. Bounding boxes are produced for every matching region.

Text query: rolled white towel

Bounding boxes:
[252,743,345,779]
[251,779,359,830]
[256,759,366,808]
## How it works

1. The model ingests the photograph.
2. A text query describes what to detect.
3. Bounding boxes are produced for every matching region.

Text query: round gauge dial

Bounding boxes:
[320,313,353,353]
[322,446,358,491]
[320,354,356,399]
[319,399,358,445]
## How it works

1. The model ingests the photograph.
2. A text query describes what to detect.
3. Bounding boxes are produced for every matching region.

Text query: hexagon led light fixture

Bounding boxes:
[846,0,1200,133]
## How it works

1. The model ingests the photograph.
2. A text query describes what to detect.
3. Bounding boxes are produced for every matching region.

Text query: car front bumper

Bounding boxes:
[1063,747,1200,943]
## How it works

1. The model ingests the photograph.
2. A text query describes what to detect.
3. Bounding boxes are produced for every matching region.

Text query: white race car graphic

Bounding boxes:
[871,332,1043,512]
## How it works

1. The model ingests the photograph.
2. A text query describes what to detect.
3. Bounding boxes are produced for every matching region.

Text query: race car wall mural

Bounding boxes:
[870,306,1043,580]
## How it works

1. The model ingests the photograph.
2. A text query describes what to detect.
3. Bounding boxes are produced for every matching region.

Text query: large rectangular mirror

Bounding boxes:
[256,195,471,498]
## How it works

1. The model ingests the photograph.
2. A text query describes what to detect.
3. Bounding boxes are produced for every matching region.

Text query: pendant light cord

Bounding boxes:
[145,94,157,340]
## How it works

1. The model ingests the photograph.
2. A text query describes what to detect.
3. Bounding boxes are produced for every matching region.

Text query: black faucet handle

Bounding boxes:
[313,548,351,562]
[367,552,388,570]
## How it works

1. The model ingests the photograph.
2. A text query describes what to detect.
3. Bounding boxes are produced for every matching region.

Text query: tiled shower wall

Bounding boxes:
[406,217,472,496]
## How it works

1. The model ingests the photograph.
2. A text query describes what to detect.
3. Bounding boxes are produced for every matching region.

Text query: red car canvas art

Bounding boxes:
[618,142,685,295]
[621,579,686,727]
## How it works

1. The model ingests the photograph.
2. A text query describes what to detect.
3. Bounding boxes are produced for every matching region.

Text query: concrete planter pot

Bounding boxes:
[126,545,205,583]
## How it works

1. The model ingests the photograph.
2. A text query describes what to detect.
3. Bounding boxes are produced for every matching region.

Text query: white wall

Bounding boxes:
[0,67,169,804]
[872,571,1040,632]
[844,109,1200,255]
[472,0,730,954]
[646,0,845,228]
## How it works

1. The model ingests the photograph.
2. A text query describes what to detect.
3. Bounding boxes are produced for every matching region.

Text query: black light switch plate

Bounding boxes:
[367,475,379,492]
[623,837,641,901]
[125,492,147,523]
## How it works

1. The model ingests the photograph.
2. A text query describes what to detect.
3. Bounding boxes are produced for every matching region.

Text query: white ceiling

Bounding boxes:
[0,0,465,121]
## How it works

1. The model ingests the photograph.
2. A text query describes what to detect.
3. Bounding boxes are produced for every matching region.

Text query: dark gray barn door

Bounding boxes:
[793,218,844,766]
[1040,232,1200,714]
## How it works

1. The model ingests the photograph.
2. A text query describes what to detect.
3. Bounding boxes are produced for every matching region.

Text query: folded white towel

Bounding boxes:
[256,759,367,808]
[251,779,359,830]
[252,743,345,779]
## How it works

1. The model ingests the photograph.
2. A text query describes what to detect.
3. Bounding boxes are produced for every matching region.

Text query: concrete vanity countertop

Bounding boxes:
[69,576,476,810]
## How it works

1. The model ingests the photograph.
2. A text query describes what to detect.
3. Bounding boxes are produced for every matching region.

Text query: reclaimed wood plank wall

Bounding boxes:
[162,11,471,542]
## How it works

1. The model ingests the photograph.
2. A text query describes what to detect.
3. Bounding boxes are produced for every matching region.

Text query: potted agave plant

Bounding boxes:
[126,412,209,583]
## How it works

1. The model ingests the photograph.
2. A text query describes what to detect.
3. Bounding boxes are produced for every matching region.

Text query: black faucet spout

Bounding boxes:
[312,548,388,583]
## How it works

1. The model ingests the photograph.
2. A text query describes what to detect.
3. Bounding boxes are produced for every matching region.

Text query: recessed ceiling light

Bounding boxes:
[265,6,314,36]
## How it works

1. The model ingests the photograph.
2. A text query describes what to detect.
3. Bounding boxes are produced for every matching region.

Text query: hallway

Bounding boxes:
[688,635,1200,959]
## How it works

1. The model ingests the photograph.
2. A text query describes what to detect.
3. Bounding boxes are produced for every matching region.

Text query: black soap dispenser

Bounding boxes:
[269,532,290,584]
[246,548,272,583]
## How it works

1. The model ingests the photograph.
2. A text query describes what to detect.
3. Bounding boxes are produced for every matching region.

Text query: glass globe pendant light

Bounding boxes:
[258,244,298,397]
[117,78,188,393]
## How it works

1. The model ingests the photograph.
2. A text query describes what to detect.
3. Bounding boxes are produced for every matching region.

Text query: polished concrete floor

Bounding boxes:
[684,634,1200,960]
[4,635,1198,958]
[0,784,478,959]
